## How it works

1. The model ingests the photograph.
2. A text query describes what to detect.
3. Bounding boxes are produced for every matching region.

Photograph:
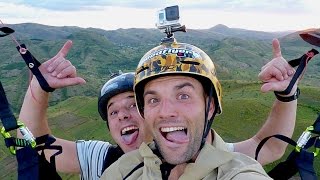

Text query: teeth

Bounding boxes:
[121,126,138,135]
[161,127,186,133]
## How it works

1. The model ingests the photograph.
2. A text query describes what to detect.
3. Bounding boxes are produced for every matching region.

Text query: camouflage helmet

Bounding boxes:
[134,39,222,117]
[98,72,134,128]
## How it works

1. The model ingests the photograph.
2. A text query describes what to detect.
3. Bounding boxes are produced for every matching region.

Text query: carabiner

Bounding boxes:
[295,126,314,152]
[1,127,17,154]
[313,137,320,157]
[17,121,36,148]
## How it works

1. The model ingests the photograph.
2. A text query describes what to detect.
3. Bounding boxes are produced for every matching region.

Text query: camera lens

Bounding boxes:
[165,5,179,21]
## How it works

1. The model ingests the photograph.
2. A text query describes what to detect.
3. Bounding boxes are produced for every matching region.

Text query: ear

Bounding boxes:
[206,96,215,119]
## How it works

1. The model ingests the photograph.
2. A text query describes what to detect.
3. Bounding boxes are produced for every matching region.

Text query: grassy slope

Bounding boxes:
[1,80,320,179]
[215,81,320,176]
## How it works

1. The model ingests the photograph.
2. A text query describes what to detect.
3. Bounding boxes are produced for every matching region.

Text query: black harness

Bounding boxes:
[256,114,320,180]
[0,80,62,179]
[1,26,61,179]
[101,145,124,174]
[256,48,320,180]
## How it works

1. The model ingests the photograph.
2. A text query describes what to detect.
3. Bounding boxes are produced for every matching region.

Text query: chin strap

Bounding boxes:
[200,86,217,149]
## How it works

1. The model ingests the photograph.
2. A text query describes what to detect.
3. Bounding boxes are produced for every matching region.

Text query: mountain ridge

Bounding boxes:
[1,23,319,112]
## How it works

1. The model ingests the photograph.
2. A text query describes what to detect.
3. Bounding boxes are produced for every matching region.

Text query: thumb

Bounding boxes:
[261,81,286,93]
[57,77,86,88]
[261,83,273,93]
[272,39,282,58]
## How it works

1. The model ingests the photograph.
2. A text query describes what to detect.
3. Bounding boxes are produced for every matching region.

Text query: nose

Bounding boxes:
[158,99,177,119]
[118,108,130,121]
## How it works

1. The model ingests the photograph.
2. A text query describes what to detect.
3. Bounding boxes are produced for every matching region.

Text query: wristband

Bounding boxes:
[274,88,300,102]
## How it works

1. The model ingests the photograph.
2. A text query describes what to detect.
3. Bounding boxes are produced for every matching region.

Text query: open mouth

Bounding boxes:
[160,126,188,144]
[121,126,139,145]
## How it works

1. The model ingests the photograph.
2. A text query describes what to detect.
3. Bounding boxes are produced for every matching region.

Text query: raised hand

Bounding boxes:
[38,40,86,89]
[258,39,296,93]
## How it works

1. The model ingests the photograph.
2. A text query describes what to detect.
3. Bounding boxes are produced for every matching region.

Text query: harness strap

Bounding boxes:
[1,25,61,179]
[255,134,297,160]
[4,137,29,148]
[312,114,320,133]
[38,150,62,180]
[296,149,317,180]
[123,162,144,180]
[17,135,63,180]
[1,80,61,179]
[160,162,175,180]
[267,150,299,180]
[275,49,318,95]
[152,143,176,180]
[16,44,55,92]
[120,143,176,180]
[300,31,320,47]
[0,26,14,37]
[259,138,318,180]
[115,147,176,180]
[17,145,62,180]
[101,145,124,174]
[0,81,19,131]
[256,114,320,179]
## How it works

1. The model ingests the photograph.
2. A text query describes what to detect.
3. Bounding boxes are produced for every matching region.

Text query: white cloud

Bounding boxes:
[0,1,319,31]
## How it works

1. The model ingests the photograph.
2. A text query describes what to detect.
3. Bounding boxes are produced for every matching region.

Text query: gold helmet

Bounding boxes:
[134,39,222,117]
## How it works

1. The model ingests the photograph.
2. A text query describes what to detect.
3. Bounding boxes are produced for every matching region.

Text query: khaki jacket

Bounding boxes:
[101,131,271,180]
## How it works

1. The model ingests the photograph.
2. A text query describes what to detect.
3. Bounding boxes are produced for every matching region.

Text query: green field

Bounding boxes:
[1,80,320,179]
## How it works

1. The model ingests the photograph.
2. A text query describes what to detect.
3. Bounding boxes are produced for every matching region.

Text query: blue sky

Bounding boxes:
[0,0,319,31]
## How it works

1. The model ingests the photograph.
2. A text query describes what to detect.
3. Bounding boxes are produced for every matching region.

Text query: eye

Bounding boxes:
[178,93,189,100]
[129,103,136,108]
[147,98,159,104]
[109,110,118,117]
[151,98,159,104]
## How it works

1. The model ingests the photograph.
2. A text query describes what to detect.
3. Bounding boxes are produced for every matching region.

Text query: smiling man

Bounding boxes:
[97,73,147,153]
[107,91,142,151]
[143,75,211,165]
[101,38,298,179]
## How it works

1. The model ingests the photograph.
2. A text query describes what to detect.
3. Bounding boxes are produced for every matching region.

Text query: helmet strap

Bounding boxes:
[200,85,217,149]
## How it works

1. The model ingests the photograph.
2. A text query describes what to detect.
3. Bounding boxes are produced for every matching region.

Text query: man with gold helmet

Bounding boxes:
[100,30,298,178]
